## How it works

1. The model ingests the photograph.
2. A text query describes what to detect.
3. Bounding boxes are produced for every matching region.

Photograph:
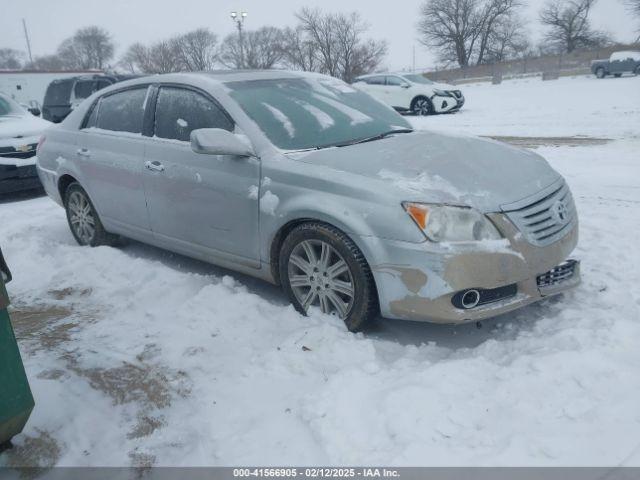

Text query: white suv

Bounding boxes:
[353,73,464,116]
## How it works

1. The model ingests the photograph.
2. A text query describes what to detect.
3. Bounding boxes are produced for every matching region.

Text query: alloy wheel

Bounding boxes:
[68,191,96,244]
[287,239,355,319]
[413,98,431,116]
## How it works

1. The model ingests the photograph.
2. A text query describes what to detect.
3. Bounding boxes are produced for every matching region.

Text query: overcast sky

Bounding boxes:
[1,0,637,71]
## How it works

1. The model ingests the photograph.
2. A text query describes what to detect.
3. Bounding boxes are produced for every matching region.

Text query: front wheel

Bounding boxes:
[64,183,118,247]
[411,96,433,116]
[595,67,605,79]
[279,223,378,332]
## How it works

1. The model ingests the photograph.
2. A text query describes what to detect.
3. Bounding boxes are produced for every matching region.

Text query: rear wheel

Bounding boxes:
[279,223,378,332]
[64,183,118,247]
[595,67,605,79]
[411,96,433,116]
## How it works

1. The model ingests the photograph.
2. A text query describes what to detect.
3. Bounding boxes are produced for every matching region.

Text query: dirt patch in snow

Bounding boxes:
[63,359,177,410]
[10,305,76,352]
[486,136,612,148]
[3,429,61,471]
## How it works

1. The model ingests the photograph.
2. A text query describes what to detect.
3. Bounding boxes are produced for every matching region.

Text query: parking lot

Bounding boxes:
[1,74,639,467]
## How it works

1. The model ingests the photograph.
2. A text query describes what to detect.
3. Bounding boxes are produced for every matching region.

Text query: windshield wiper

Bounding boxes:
[335,128,414,148]
[284,128,414,153]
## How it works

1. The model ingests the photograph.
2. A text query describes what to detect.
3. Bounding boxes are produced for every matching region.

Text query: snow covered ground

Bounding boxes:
[1,74,639,467]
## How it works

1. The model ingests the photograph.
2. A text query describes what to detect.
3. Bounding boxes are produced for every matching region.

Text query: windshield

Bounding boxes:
[0,94,26,117]
[402,74,435,85]
[226,77,412,151]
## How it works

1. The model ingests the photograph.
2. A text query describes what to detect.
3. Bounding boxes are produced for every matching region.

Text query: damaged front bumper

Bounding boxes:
[364,212,580,324]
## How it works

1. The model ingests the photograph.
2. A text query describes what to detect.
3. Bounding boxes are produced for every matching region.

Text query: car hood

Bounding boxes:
[431,82,457,91]
[0,114,51,141]
[291,130,561,213]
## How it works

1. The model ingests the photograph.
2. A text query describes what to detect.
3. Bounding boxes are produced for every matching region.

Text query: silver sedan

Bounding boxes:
[36,71,580,331]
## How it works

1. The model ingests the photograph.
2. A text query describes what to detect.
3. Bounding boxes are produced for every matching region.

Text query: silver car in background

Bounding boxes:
[36,71,580,331]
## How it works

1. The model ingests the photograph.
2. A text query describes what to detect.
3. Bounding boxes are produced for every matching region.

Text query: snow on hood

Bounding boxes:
[0,114,51,141]
[292,130,561,213]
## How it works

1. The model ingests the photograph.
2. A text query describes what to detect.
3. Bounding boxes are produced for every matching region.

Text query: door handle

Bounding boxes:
[76,148,91,157]
[145,160,165,172]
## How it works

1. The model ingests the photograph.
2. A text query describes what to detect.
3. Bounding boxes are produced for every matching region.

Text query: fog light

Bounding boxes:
[460,289,480,309]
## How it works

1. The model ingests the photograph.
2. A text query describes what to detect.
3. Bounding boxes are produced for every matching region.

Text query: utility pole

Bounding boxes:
[230,11,247,69]
[412,45,416,73]
[22,19,33,65]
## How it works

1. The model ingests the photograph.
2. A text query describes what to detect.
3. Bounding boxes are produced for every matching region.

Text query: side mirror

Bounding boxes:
[28,107,41,117]
[190,128,256,157]
[401,83,410,89]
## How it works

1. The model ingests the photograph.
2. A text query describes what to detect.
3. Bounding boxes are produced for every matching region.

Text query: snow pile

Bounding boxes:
[260,191,280,216]
[378,168,465,199]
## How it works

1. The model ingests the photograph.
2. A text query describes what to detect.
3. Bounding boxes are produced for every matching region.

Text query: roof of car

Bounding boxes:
[93,70,344,95]
[121,70,324,86]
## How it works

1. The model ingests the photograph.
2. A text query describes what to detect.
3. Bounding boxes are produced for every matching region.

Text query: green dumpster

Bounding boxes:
[0,247,34,451]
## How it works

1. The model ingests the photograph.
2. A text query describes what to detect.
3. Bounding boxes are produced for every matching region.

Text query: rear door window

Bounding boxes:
[153,87,233,142]
[96,87,148,134]
[365,76,386,85]
[385,76,406,86]
[44,80,73,106]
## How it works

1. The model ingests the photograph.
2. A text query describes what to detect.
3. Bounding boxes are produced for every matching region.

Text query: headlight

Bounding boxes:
[432,89,451,97]
[403,203,502,242]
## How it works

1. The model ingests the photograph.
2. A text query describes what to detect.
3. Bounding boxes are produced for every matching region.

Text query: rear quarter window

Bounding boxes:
[44,80,73,106]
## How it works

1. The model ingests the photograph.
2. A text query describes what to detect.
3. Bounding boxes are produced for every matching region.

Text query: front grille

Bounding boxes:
[504,181,576,247]
[0,143,38,159]
[451,90,462,98]
[537,260,578,289]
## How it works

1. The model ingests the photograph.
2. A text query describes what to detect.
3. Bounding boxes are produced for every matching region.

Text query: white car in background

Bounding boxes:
[0,92,50,194]
[353,73,464,116]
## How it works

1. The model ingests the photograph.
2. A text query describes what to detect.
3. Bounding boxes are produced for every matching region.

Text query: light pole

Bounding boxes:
[230,11,247,69]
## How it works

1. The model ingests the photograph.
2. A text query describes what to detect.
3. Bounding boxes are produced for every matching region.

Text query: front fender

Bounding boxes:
[259,189,425,272]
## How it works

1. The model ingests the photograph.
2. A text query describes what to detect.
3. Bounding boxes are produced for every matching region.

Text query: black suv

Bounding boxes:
[42,74,140,123]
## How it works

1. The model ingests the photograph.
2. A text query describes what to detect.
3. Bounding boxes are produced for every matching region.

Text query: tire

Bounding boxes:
[64,182,118,247]
[411,96,433,116]
[279,222,378,332]
[636,66,640,75]
[595,67,605,79]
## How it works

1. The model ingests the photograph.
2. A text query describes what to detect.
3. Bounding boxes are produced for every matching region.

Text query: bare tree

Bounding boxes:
[219,27,284,69]
[475,0,520,64]
[295,8,387,82]
[417,0,481,67]
[539,0,611,53]
[484,14,530,62]
[417,0,523,67]
[25,54,67,71]
[280,26,320,71]
[121,40,182,74]
[174,28,218,71]
[57,26,115,69]
[120,43,151,73]
[0,48,24,69]
[625,0,640,40]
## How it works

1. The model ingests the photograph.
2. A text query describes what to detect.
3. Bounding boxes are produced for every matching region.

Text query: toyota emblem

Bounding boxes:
[553,200,569,223]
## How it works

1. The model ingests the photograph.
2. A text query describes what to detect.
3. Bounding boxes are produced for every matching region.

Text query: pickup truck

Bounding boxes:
[591,51,640,78]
